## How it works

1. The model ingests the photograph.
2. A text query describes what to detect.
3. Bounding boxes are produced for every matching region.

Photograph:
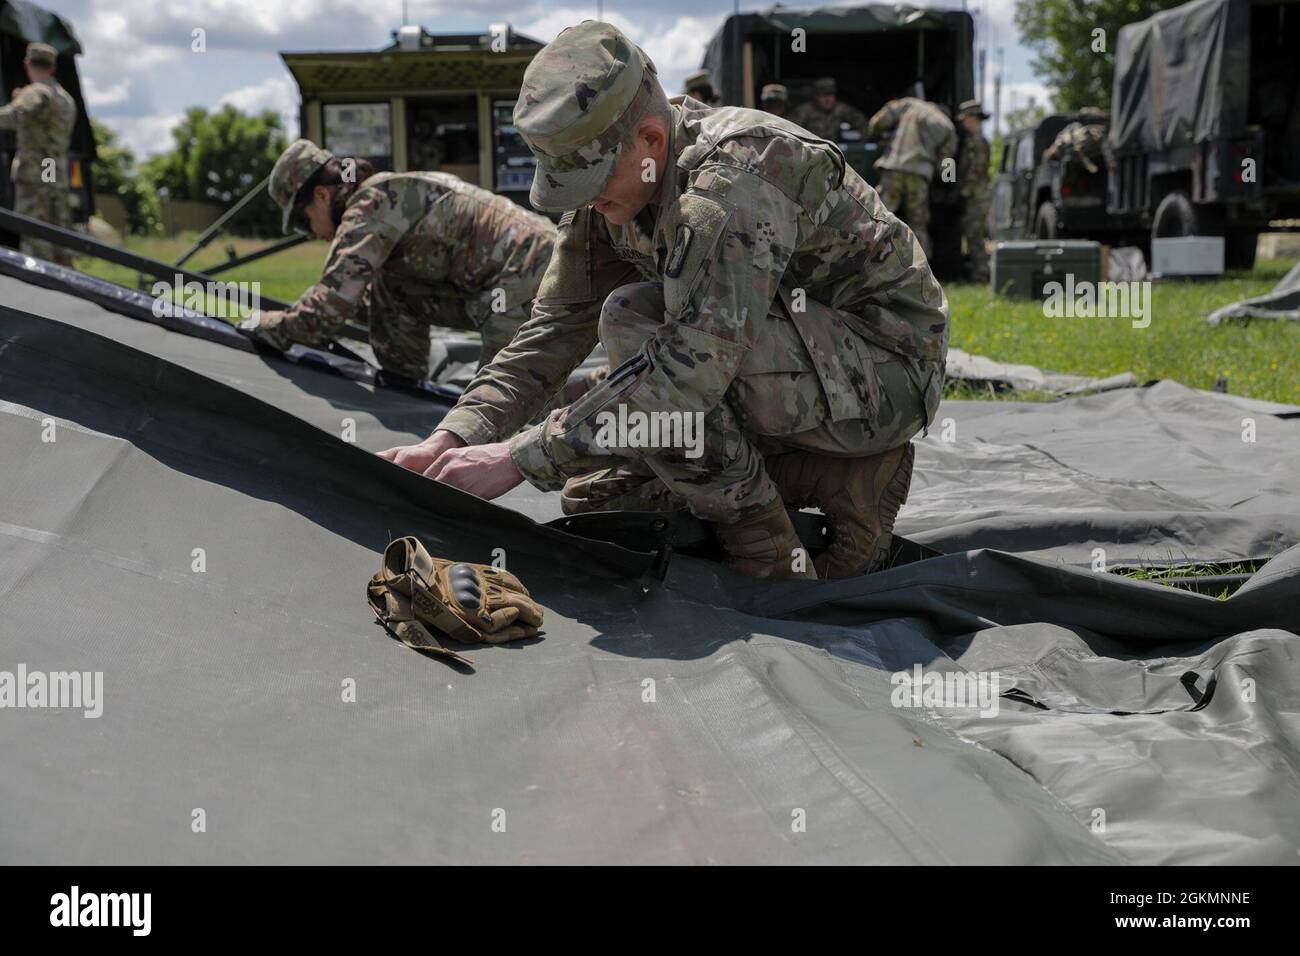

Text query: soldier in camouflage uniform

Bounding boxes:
[760,84,788,119]
[790,77,870,141]
[382,22,949,581]
[1043,108,1108,174]
[867,97,956,260]
[0,43,77,266]
[241,140,556,380]
[683,69,718,106]
[956,100,991,283]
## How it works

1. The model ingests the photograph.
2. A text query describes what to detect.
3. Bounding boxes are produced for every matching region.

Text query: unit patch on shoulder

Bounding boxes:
[665,224,694,279]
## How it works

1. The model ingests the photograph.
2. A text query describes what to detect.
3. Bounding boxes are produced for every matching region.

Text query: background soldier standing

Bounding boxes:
[242,140,556,383]
[790,77,869,141]
[956,99,991,283]
[760,83,788,118]
[683,69,718,105]
[867,96,956,259]
[383,22,950,582]
[0,42,76,266]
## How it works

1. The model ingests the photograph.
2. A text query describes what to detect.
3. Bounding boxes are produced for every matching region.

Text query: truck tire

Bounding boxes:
[1224,229,1258,271]
[1151,190,1218,239]
[1034,202,1058,240]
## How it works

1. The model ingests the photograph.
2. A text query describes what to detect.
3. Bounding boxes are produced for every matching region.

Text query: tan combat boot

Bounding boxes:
[714,498,818,580]
[765,442,915,579]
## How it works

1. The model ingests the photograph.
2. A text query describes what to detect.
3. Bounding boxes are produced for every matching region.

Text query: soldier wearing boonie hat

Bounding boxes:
[241,138,555,381]
[0,42,76,264]
[954,101,992,282]
[390,20,951,583]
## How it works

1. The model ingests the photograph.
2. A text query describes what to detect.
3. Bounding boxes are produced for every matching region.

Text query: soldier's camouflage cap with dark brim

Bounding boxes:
[269,139,335,234]
[513,21,659,213]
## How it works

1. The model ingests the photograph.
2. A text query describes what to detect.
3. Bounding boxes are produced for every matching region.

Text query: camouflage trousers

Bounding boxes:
[359,272,529,379]
[876,171,931,259]
[560,281,937,522]
[14,180,73,267]
[961,195,990,282]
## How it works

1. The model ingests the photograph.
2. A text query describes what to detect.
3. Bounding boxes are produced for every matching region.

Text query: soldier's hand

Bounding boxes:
[424,442,523,501]
[378,429,464,474]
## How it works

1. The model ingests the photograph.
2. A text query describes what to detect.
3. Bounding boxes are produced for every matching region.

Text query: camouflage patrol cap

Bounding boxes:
[812,77,837,95]
[760,83,788,103]
[25,43,58,67]
[269,139,334,234]
[513,21,660,212]
[957,99,989,120]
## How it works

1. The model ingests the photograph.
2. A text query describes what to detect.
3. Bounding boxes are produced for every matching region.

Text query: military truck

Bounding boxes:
[0,0,96,248]
[991,112,1132,243]
[700,4,976,277]
[1106,0,1300,269]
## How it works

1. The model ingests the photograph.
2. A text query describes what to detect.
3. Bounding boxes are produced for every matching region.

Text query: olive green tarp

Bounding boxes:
[1,266,1299,864]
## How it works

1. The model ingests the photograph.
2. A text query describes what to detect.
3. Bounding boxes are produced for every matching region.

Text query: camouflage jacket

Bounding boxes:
[957,131,990,201]
[788,99,870,142]
[866,97,956,181]
[1044,122,1107,173]
[440,98,949,490]
[253,171,555,347]
[0,78,76,183]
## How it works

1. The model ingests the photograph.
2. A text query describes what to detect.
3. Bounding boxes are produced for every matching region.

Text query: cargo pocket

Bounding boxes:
[777,288,879,424]
[731,302,827,436]
[556,354,648,437]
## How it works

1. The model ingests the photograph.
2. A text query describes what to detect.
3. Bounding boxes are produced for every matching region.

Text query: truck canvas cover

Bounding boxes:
[1108,0,1252,154]
[701,4,974,107]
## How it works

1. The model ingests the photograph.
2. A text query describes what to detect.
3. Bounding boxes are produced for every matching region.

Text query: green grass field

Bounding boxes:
[75,234,1300,404]
[945,259,1299,404]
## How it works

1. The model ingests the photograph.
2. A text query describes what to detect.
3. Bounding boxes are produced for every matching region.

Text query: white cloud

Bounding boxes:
[108,112,186,159]
[513,8,726,99]
[219,74,300,136]
[82,76,131,109]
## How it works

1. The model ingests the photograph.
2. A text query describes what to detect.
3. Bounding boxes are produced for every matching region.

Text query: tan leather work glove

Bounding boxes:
[367,536,543,665]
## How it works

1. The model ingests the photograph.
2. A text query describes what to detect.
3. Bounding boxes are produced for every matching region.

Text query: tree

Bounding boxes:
[90,119,161,235]
[1004,97,1048,134]
[1014,0,1187,111]
[143,105,288,236]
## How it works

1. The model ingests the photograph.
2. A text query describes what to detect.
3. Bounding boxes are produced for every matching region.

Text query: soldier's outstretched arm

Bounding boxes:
[866,101,900,140]
[437,206,638,447]
[507,168,801,491]
[0,86,39,129]
[940,124,958,164]
[243,184,409,350]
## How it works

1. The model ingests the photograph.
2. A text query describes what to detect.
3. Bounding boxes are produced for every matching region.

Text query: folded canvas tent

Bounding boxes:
[1,261,1298,864]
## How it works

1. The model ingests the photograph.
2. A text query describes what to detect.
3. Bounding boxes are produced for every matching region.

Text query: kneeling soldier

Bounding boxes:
[242,140,556,382]
[382,22,948,580]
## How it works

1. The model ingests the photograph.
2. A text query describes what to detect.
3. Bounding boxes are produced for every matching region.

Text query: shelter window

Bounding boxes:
[323,103,393,170]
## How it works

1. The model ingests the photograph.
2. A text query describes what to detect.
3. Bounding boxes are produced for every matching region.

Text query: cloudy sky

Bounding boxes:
[37,0,1051,159]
